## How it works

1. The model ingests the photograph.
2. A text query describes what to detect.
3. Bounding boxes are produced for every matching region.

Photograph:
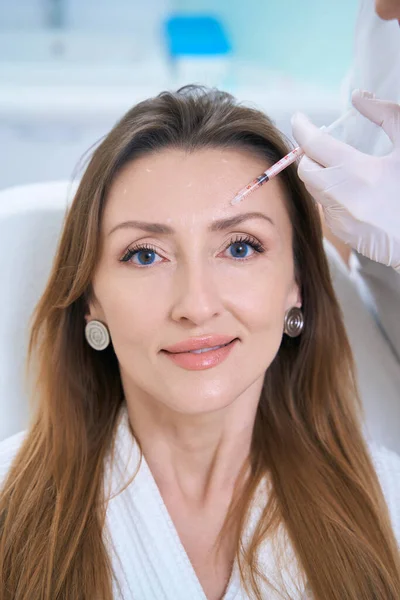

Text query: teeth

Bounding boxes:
[190,345,223,354]
[189,341,235,354]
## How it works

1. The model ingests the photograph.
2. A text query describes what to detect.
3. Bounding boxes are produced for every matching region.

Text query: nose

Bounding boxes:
[170,260,223,327]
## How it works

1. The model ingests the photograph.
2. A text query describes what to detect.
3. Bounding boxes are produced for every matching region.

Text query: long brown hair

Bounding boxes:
[1,86,399,599]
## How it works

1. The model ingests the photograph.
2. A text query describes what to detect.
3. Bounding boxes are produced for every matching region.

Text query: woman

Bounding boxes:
[0,86,399,600]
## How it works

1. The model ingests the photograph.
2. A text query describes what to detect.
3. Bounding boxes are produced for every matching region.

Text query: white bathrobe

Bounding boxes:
[1,404,399,599]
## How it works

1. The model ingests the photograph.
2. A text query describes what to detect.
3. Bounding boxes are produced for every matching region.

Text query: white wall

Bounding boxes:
[0,0,44,28]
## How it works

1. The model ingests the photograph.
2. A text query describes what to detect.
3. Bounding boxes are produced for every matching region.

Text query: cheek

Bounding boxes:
[94,269,167,348]
[217,266,291,379]
[218,259,295,331]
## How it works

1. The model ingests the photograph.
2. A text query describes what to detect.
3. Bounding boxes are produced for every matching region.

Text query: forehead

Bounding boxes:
[103,148,291,233]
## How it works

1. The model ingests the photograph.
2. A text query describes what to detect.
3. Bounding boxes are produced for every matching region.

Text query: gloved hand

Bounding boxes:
[291,89,400,272]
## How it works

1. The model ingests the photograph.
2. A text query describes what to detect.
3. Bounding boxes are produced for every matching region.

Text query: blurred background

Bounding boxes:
[0,0,359,189]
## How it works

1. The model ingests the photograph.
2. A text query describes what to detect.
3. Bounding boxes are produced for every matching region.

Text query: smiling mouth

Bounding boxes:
[169,340,236,355]
[161,338,239,371]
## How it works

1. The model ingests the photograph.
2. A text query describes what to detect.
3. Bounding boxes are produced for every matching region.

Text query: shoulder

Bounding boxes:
[368,442,400,543]
[0,430,27,488]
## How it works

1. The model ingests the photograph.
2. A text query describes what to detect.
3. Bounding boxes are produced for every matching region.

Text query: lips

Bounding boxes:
[161,336,239,371]
[162,335,237,354]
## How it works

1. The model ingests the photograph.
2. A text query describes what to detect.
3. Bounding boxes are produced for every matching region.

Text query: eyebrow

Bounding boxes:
[108,211,274,237]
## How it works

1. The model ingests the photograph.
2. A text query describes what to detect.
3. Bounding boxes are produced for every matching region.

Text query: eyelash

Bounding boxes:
[228,234,265,255]
[120,234,266,265]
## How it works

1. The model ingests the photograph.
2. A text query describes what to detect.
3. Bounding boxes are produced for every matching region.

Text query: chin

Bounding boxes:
[160,374,262,416]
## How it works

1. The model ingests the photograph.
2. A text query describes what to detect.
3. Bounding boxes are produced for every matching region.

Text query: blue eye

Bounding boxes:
[121,245,162,267]
[134,249,157,265]
[229,241,252,258]
[225,236,265,260]
[121,235,265,267]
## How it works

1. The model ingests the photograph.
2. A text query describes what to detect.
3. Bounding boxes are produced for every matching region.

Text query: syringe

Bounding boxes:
[231,109,355,206]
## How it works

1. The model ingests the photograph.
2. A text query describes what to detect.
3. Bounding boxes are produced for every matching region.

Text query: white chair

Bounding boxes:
[324,240,400,454]
[0,181,78,441]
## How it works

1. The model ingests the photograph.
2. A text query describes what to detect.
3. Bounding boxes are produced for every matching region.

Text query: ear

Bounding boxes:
[84,296,104,325]
[294,284,302,308]
[287,280,302,310]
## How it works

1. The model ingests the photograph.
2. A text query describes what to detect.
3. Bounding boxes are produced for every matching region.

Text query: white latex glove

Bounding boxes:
[291,90,400,272]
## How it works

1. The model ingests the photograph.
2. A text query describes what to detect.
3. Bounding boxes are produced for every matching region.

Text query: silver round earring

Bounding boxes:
[284,307,304,338]
[85,320,110,351]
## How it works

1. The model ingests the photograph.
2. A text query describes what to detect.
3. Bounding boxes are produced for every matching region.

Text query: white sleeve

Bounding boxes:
[341,0,400,156]
[338,0,400,358]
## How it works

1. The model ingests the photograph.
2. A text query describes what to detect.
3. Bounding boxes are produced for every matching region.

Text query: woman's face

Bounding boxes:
[88,148,301,415]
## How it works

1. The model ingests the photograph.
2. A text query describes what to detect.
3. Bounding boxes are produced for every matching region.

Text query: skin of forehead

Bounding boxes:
[103,147,291,237]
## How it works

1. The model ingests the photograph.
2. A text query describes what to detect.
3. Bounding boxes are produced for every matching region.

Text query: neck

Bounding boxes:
[124,387,260,506]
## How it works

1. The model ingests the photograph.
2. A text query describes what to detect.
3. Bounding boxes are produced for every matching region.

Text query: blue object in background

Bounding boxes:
[164,14,232,58]
[172,0,358,89]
